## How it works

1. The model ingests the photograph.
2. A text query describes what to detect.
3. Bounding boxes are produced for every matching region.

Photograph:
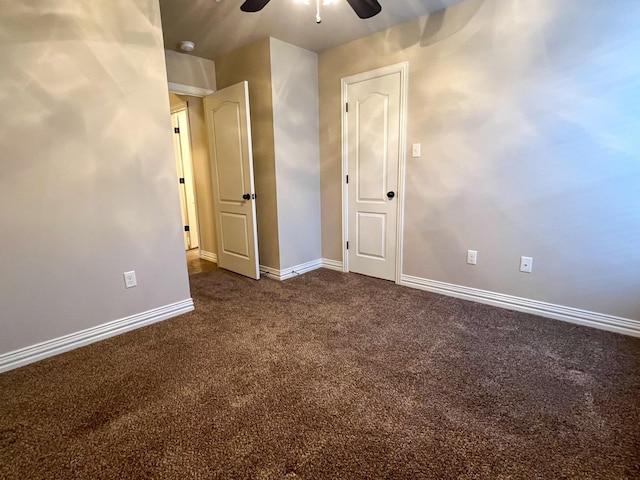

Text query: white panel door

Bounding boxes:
[204,82,260,279]
[171,109,199,250]
[171,111,190,250]
[347,71,402,281]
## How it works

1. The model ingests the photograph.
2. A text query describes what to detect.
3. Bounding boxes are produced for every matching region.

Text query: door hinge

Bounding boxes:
[346,175,349,184]
[345,103,349,113]
[174,127,180,134]
[184,225,190,232]
[179,177,185,184]
[346,241,349,250]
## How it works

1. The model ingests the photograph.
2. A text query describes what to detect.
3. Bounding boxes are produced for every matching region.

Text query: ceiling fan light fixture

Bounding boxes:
[240,0,381,19]
[295,0,337,23]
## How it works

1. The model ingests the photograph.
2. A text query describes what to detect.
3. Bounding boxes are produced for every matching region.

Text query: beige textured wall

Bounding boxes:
[169,93,217,257]
[319,0,640,319]
[216,38,280,270]
[270,38,322,270]
[169,92,187,109]
[169,92,185,109]
[0,0,191,355]
[165,49,216,90]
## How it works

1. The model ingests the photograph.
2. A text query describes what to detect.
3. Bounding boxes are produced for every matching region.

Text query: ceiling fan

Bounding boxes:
[240,0,382,20]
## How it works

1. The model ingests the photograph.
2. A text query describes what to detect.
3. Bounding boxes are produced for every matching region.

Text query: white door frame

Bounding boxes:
[341,62,409,284]
[168,82,214,98]
[167,87,214,262]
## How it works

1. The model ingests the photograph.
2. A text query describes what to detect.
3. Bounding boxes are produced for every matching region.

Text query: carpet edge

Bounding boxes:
[0,299,195,373]
[400,274,640,337]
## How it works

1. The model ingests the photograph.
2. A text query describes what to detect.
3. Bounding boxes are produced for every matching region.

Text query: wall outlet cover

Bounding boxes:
[520,256,533,273]
[124,271,137,288]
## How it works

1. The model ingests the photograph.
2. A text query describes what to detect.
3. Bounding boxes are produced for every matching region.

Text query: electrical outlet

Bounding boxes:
[467,250,477,265]
[519,256,533,273]
[124,271,137,288]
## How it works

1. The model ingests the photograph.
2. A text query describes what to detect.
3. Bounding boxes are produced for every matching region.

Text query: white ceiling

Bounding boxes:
[159,0,466,61]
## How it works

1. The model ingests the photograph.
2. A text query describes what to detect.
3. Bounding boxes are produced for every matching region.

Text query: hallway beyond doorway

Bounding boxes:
[186,249,217,276]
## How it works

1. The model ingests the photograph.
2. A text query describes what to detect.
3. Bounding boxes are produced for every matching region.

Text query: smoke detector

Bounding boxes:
[179,41,195,52]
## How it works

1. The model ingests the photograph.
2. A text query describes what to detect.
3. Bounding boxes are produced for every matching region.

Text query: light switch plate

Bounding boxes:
[412,143,421,158]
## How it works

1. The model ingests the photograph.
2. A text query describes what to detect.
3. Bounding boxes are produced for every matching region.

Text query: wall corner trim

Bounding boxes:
[199,250,218,264]
[260,259,323,281]
[0,299,195,373]
[400,275,640,337]
[322,258,344,272]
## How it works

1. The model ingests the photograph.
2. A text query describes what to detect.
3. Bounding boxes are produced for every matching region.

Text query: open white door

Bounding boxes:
[171,108,199,250]
[171,111,190,251]
[204,81,260,279]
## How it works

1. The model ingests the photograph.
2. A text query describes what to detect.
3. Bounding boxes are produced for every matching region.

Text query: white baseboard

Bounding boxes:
[400,275,640,337]
[0,299,195,373]
[260,265,282,280]
[260,259,323,281]
[199,250,217,264]
[322,258,344,271]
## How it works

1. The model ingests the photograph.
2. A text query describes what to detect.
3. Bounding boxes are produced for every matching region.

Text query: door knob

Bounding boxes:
[387,191,395,199]
[242,193,251,200]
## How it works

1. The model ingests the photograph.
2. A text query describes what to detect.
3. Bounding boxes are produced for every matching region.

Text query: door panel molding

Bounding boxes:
[211,101,247,203]
[341,62,408,283]
[356,212,387,259]
[220,213,250,258]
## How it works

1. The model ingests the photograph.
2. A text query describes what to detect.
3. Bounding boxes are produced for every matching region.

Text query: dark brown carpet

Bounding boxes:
[1,268,639,479]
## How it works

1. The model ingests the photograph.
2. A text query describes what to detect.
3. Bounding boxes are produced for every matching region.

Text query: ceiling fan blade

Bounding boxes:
[345,0,382,19]
[240,0,271,13]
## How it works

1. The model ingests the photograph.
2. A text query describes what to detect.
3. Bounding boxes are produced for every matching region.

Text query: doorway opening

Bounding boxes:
[167,82,260,279]
[168,85,216,276]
